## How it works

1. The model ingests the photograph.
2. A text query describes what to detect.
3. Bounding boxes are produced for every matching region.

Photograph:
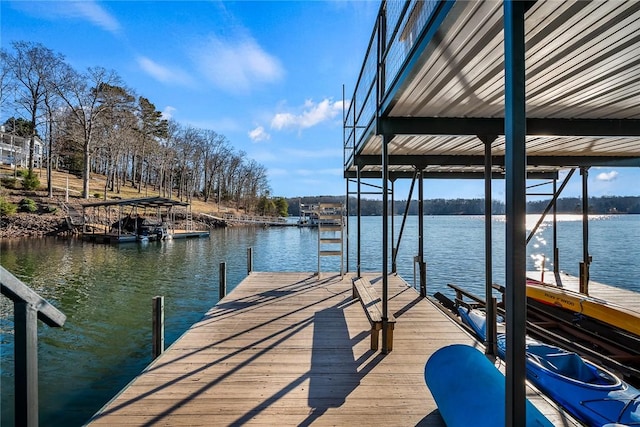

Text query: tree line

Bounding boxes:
[1,41,270,210]
[287,196,640,216]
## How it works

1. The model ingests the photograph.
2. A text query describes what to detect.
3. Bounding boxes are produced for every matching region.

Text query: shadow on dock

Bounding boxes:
[88,272,576,426]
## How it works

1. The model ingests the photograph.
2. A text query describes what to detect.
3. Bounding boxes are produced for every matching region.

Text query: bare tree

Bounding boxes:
[201,130,230,203]
[136,96,168,193]
[155,120,181,198]
[4,41,276,209]
[94,103,137,199]
[1,41,65,173]
[42,78,68,197]
[52,65,131,198]
[0,51,15,106]
[173,125,196,202]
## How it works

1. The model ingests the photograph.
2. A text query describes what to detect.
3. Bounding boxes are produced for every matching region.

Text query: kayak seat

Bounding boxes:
[532,351,600,383]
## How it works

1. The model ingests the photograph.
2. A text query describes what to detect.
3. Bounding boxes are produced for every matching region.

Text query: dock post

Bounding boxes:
[579,262,589,294]
[247,247,253,274]
[15,301,38,427]
[486,297,498,357]
[152,296,164,359]
[219,262,227,298]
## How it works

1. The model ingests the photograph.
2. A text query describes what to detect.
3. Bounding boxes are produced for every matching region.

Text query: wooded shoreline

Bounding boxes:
[290,195,640,217]
[3,186,637,240]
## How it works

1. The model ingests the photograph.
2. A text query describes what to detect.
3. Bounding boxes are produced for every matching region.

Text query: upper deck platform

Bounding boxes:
[344,0,640,179]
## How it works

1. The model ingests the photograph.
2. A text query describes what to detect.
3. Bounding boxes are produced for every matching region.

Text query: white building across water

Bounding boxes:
[0,127,43,169]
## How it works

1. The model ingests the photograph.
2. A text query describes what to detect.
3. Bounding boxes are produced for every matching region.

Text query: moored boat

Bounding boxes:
[458,306,640,427]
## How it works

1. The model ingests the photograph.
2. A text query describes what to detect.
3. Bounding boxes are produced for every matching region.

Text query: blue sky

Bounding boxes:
[2,1,638,199]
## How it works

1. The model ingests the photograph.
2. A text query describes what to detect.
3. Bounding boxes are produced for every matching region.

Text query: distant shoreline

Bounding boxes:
[289,195,640,216]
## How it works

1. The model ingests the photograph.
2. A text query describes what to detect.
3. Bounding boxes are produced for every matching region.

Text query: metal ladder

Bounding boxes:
[317,202,344,279]
[185,208,193,231]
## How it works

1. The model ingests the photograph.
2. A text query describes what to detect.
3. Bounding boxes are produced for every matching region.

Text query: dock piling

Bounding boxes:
[219,262,227,298]
[247,247,253,274]
[152,296,164,359]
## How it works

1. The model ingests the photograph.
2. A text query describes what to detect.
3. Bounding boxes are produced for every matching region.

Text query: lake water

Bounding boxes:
[1,214,638,425]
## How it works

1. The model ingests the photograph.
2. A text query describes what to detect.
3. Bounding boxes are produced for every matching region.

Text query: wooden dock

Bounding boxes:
[89,272,578,426]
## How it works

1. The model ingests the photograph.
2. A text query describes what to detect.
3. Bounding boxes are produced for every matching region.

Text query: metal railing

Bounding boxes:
[343,0,443,168]
[1,266,66,427]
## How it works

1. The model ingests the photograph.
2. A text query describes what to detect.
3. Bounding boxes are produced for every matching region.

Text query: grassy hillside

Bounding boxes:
[1,165,235,216]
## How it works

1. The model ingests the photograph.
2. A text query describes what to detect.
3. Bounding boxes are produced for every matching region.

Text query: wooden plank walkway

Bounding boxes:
[89,272,578,426]
[528,271,640,313]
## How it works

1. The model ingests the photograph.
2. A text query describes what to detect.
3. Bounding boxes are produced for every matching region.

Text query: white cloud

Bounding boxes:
[162,106,176,120]
[271,113,296,130]
[73,1,120,33]
[13,0,121,34]
[271,98,344,131]
[137,56,193,86]
[248,126,270,142]
[596,171,619,182]
[193,35,283,94]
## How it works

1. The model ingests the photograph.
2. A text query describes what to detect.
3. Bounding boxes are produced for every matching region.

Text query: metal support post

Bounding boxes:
[357,165,362,277]
[345,172,350,273]
[418,169,426,297]
[247,247,253,274]
[15,301,39,427]
[504,0,527,423]
[391,179,396,274]
[483,135,497,357]
[393,171,417,270]
[2,266,66,427]
[580,167,590,294]
[490,296,498,358]
[526,168,575,245]
[553,177,559,274]
[381,134,391,353]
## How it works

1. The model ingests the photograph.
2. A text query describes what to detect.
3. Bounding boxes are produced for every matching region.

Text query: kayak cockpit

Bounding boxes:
[526,341,621,387]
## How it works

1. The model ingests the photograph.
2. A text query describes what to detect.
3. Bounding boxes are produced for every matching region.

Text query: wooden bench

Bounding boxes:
[352,277,396,351]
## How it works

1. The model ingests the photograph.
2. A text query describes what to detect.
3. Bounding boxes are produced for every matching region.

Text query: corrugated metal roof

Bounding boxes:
[345,0,640,175]
[390,0,640,120]
[82,197,189,209]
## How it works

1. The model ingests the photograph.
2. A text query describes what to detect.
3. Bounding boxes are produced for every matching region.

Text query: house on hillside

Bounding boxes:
[0,127,43,168]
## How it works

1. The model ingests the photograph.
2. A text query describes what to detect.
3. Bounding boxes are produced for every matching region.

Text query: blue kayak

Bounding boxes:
[458,306,640,427]
[425,344,553,427]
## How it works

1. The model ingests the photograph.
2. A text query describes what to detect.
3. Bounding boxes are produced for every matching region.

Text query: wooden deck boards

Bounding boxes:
[89,272,578,426]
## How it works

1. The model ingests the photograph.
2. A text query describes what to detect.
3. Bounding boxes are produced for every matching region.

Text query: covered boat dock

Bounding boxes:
[343,0,640,423]
[81,197,210,243]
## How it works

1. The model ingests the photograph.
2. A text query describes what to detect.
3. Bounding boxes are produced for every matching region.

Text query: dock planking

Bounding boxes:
[89,272,578,426]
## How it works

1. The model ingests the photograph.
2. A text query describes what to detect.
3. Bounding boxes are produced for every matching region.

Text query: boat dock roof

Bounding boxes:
[88,272,578,426]
[82,196,190,209]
